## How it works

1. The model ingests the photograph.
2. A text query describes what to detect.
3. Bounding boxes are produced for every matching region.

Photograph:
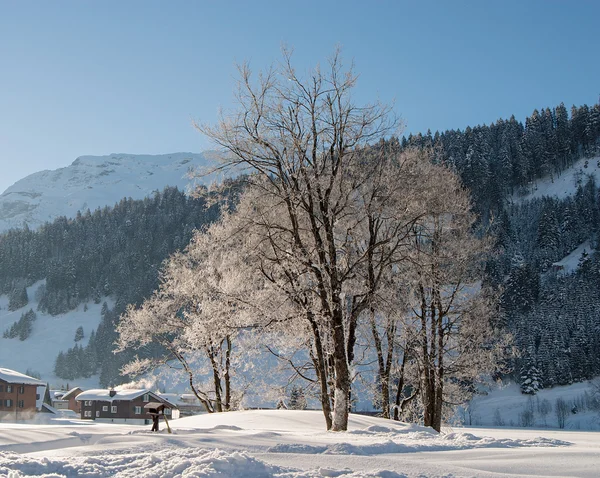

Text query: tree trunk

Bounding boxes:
[224,335,232,411]
[331,308,350,431]
[308,313,333,430]
[208,345,223,413]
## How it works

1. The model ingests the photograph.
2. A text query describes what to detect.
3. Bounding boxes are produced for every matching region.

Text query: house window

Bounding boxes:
[84,410,91,417]
[18,400,24,408]
[134,406,141,415]
[164,408,171,415]
[18,386,24,394]
[85,400,93,406]
[5,399,12,407]
[96,411,100,417]
[0,385,3,392]
[111,405,117,414]
[7,385,12,393]
[102,405,108,412]
[36,394,40,400]
[143,394,150,402]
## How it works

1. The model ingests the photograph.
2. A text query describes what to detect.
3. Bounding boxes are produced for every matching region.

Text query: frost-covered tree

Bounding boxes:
[405,171,504,431]
[193,49,507,431]
[288,386,307,410]
[117,216,254,413]
[195,49,402,431]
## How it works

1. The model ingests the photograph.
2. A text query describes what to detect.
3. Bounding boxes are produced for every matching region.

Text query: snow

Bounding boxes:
[0,368,45,386]
[0,152,228,233]
[75,389,150,403]
[0,280,111,389]
[462,380,600,431]
[0,409,599,477]
[512,155,600,203]
[550,240,595,274]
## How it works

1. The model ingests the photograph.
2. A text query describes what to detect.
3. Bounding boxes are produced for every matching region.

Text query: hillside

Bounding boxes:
[513,155,600,202]
[0,185,232,387]
[463,381,600,431]
[0,281,110,389]
[0,152,225,232]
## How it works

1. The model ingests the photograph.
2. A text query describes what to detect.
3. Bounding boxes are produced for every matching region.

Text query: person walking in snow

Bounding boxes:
[151,412,160,432]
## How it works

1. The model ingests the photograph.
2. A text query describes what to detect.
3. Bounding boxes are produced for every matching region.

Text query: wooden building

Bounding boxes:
[52,387,83,413]
[76,389,178,425]
[0,368,46,419]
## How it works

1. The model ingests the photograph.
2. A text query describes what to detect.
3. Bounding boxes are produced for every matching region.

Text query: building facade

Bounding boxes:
[0,368,45,419]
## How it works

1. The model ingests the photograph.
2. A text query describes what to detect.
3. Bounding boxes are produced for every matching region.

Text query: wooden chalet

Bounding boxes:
[0,368,46,419]
[52,387,84,413]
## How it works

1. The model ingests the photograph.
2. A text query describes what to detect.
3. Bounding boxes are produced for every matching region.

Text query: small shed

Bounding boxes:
[144,400,179,419]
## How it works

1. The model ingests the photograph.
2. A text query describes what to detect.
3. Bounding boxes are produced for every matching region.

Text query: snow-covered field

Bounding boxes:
[461,380,600,431]
[0,410,598,477]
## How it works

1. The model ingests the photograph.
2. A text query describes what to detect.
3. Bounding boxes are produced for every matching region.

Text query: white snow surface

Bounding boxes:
[513,155,600,203]
[0,368,45,386]
[550,240,595,274]
[75,389,150,403]
[463,380,600,431]
[0,152,225,232]
[0,409,597,477]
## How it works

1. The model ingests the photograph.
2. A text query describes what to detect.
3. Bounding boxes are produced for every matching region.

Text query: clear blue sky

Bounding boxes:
[1,0,599,193]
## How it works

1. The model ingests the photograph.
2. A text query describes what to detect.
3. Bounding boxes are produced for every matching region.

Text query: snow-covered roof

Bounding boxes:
[0,367,45,386]
[61,387,83,400]
[76,389,154,403]
[157,392,201,407]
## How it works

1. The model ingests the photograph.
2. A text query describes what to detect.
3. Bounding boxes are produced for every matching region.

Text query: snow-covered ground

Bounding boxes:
[549,240,595,275]
[462,380,600,431]
[513,155,600,203]
[1,409,598,477]
[0,281,110,389]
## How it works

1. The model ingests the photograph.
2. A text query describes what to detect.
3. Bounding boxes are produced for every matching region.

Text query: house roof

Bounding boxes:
[0,368,45,386]
[76,388,152,402]
[61,387,83,400]
[157,392,202,407]
[144,401,174,410]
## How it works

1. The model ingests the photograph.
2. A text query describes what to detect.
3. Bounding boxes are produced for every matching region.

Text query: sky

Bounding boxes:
[0,1,599,194]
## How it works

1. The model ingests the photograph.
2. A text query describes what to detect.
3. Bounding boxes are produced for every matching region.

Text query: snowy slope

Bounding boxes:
[0,152,225,232]
[462,380,600,431]
[550,239,595,274]
[0,409,597,477]
[513,155,600,202]
[0,281,111,389]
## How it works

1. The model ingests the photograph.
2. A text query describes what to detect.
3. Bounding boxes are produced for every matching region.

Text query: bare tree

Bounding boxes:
[405,167,504,432]
[195,49,402,431]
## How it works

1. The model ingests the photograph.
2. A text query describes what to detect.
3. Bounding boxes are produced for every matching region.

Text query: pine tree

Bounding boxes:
[74,326,84,342]
[288,386,308,410]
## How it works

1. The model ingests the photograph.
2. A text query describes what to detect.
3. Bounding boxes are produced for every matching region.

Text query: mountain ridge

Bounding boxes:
[0,152,222,232]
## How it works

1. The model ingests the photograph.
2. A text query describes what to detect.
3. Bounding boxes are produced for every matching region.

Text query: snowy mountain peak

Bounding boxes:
[0,152,222,233]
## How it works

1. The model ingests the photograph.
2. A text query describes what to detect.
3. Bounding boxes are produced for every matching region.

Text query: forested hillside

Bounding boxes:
[401,102,600,219]
[0,100,598,393]
[0,183,237,385]
[402,101,600,392]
